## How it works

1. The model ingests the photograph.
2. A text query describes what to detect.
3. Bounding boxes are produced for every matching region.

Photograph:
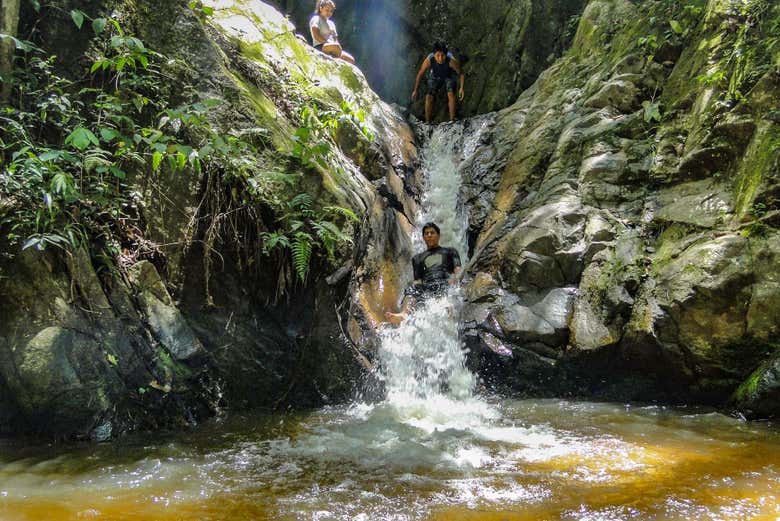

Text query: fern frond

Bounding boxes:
[83,151,112,173]
[312,222,336,259]
[291,232,313,282]
[290,193,313,212]
[314,220,352,260]
[315,220,351,244]
[260,231,290,255]
[288,219,304,232]
[323,205,359,222]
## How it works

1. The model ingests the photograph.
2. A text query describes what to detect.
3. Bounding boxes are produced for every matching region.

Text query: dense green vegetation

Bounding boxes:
[0,5,365,296]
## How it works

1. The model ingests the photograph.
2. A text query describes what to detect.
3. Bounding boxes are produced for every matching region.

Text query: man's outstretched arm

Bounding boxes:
[412,58,431,100]
[451,59,465,100]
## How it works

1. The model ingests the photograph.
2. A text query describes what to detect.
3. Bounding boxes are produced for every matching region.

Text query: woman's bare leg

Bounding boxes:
[339,50,355,64]
[322,42,342,57]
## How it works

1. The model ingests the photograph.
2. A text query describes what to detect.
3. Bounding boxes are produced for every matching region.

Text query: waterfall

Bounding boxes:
[378,118,493,408]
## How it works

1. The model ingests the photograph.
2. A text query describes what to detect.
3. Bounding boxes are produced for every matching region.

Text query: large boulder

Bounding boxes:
[0,0,422,438]
[0,248,215,440]
[459,0,780,413]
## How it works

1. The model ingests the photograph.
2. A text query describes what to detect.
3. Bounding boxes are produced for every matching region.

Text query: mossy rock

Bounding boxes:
[732,348,780,418]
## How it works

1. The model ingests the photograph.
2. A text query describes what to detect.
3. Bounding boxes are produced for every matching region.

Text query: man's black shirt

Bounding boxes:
[411,246,461,295]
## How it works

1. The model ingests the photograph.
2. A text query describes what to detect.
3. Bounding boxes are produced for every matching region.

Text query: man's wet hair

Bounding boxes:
[432,41,448,55]
[422,222,440,235]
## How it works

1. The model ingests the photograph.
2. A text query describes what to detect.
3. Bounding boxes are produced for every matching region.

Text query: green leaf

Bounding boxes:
[22,236,42,251]
[50,172,76,198]
[642,101,662,123]
[131,95,144,112]
[99,127,119,142]
[65,127,100,151]
[39,150,63,162]
[176,152,187,170]
[152,151,163,171]
[669,20,684,35]
[70,10,85,30]
[0,34,38,53]
[129,37,145,50]
[261,232,290,254]
[92,18,107,35]
[108,166,126,179]
[106,353,118,366]
[28,0,41,12]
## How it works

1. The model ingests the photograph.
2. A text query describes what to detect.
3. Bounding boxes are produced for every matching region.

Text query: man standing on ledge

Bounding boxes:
[385,222,462,325]
[411,42,465,123]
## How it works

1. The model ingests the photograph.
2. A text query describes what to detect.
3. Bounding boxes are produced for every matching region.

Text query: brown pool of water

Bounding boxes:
[0,399,778,521]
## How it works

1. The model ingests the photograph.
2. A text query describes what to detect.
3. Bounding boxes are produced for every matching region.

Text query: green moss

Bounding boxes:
[733,361,767,402]
[650,223,695,273]
[338,65,363,93]
[733,123,780,218]
[280,31,314,71]
[228,70,296,152]
[156,349,194,382]
[569,11,599,59]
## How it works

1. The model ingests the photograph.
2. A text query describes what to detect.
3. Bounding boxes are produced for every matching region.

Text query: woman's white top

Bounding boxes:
[309,15,338,45]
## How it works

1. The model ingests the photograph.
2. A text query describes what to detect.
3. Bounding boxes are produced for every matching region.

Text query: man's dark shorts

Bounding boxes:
[404,282,448,304]
[426,76,457,96]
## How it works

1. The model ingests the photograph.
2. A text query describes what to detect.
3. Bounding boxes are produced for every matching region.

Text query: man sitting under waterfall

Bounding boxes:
[411,41,465,123]
[385,222,462,325]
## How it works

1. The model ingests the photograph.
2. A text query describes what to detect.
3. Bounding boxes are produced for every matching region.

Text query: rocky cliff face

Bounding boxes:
[270,0,587,118]
[460,0,780,416]
[0,0,419,439]
[2,0,778,440]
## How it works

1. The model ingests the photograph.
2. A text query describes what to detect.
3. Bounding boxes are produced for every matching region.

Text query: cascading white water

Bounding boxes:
[378,119,492,409]
[415,125,469,261]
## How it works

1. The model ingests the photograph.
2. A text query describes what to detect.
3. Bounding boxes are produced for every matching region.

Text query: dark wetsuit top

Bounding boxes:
[409,246,461,298]
[428,52,456,79]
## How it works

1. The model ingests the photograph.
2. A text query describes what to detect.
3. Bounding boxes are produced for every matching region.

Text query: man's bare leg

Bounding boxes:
[448,91,457,121]
[425,95,433,123]
[384,295,416,325]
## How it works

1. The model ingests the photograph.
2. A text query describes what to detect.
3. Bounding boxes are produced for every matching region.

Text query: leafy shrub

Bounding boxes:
[1,7,368,301]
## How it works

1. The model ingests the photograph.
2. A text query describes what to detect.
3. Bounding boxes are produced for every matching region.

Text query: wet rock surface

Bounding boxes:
[459,0,780,414]
[0,0,421,439]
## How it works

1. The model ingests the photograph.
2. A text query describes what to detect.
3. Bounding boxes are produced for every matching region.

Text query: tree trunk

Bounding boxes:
[0,0,21,102]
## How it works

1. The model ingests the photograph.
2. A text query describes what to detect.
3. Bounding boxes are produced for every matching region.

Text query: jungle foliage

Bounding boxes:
[0,5,364,298]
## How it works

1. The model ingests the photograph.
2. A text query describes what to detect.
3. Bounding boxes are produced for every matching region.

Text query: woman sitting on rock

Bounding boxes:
[309,0,355,64]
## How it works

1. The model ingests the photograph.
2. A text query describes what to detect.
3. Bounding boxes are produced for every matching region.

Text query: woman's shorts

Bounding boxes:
[427,76,457,95]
